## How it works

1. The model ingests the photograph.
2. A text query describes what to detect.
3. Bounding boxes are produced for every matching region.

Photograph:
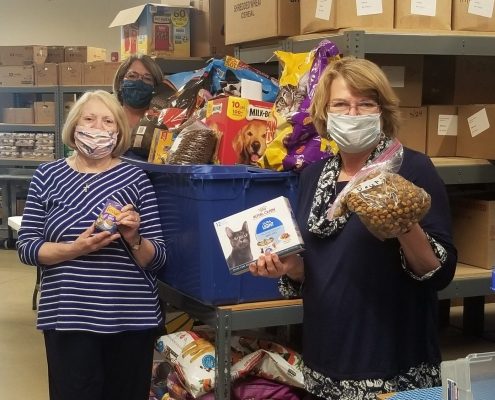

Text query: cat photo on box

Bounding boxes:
[214,196,304,275]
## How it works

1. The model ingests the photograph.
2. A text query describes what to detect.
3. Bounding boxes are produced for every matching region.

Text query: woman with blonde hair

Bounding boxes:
[250,57,457,399]
[17,90,166,400]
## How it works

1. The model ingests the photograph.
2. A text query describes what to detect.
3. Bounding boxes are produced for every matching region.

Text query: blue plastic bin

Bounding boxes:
[126,159,299,305]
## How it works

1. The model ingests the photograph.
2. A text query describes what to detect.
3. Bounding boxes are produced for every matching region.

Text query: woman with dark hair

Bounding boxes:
[113,54,163,129]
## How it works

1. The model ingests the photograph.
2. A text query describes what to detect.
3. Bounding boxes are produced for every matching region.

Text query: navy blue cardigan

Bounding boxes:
[296,148,457,380]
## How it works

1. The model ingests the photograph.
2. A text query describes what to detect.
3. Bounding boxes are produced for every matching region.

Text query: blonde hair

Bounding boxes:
[62,90,131,157]
[310,57,400,138]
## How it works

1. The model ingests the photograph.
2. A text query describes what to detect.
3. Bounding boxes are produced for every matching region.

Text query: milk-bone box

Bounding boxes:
[205,96,275,166]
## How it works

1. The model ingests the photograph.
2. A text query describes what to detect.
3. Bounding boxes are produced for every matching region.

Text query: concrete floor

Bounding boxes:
[0,249,494,399]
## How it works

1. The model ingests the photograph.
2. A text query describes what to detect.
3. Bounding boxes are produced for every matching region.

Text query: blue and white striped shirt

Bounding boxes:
[17,159,167,334]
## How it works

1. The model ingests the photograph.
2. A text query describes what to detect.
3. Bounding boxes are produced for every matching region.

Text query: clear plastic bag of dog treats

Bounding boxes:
[328,139,431,239]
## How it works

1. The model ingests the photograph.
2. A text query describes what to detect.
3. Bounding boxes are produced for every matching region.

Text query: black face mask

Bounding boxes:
[120,79,154,109]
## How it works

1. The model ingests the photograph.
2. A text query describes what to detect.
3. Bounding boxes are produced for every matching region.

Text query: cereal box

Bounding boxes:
[205,96,276,166]
[214,196,304,275]
[95,199,122,234]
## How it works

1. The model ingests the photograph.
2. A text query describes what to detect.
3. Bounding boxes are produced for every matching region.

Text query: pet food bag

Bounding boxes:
[259,40,340,172]
[329,140,431,239]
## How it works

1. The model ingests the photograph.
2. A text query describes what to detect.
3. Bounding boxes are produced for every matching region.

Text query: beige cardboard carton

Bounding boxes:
[452,0,495,32]
[0,46,47,66]
[65,46,107,63]
[451,198,495,270]
[35,64,58,86]
[367,54,423,107]
[46,46,65,63]
[83,62,105,85]
[0,66,34,86]
[190,0,232,57]
[58,63,83,86]
[426,106,457,157]
[457,105,495,160]
[454,56,495,105]
[214,196,304,275]
[301,0,393,34]
[225,0,300,45]
[104,62,121,85]
[397,107,427,153]
[394,0,451,30]
[2,108,34,124]
[34,102,56,124]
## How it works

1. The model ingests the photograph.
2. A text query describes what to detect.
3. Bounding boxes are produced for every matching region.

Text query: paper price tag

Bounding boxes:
[411,0,437,17]
[356,0,383,16]
[352,176,385,193]
[467,108,490,138]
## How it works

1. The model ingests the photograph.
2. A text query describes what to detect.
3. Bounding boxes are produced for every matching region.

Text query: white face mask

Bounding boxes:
[326,113,382,154]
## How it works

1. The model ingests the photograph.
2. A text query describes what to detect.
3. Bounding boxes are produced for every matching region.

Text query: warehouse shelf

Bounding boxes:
[234,29,495,63]
[0,86,58,94]
[0,123,55,132]
[432,157,495,185]
[159,261,493,400]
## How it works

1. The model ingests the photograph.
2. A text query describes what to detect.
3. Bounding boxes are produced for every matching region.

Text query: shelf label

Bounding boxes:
[411,0,436,17]
[467,108,490,138]
[315,0,332,20]
[468,0,495,18]
[356,0,383,16]
[437,115,458,136]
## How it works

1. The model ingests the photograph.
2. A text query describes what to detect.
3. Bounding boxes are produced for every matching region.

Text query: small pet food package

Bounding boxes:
[214,196,304,275]
[95,199,122,234]
[205,96,276,166]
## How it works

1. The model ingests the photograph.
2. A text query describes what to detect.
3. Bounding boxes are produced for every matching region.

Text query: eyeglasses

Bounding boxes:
[328,100,380,115]
[124,70,155,86]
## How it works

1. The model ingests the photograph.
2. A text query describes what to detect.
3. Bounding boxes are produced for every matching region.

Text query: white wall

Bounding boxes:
[0,0,146,59]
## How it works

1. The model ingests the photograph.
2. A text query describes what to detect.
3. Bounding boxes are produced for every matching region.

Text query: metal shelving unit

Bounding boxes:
[158,30,495,400]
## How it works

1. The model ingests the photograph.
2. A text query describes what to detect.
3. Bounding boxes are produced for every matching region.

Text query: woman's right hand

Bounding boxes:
[248,253,302,280]
[72,224,121,256]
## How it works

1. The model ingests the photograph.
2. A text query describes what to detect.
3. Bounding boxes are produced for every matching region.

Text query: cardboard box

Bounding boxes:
[45,46,65,63]
[454,56,495,105]
[397,106,427,153]
[0,66,34,86]
[34,102,56,124]
[457,105,495,160]
[452,0,495,32]
[225,0,300,45]
[190,0,231,57]
[451,198,495,269]
[205,96,275,165]
[2,108,34,124]
[300,0,394,34]
[35,64,58,86]
[104,62,121,85]
[109,3,191,59]
[214,196,304,275]
[367,54,423,107]
[0,46,47,66]
[422,55,455,105]
[65,46,107,63]
[83,62,105,85]
[394,0,451,30]
[58,62,83,86]
[426,105,458,157]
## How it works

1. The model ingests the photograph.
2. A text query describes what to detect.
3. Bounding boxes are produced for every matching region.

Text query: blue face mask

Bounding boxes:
[120,79,154,109]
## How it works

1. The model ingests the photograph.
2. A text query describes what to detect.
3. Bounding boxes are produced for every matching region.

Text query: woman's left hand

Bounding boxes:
[117,204,141,244]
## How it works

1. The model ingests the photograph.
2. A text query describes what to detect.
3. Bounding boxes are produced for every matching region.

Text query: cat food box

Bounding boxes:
[214,196,304,275]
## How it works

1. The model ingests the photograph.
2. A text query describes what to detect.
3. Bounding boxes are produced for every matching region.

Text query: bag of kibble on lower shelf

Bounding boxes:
[329,139,431,239]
